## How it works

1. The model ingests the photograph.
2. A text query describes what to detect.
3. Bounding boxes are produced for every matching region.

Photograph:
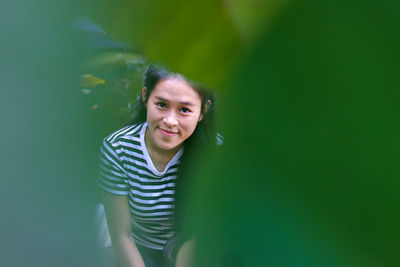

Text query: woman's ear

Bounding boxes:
[199,99,211,121]
[142,87,147,107]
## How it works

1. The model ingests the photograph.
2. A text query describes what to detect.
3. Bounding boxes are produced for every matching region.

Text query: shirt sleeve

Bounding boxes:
[97,138,129,195]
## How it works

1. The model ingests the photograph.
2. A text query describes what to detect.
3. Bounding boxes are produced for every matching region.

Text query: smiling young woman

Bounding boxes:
[98,65,218,267]
[143,77,209,172]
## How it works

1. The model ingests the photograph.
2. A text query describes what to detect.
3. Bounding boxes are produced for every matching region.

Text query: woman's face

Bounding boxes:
[144,77,203,153]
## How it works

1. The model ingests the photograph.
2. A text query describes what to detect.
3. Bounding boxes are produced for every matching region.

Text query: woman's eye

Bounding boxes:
[180,107,191,113]
[156,102,167,108]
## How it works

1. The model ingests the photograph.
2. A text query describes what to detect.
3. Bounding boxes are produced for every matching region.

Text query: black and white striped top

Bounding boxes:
[98,122,183,250]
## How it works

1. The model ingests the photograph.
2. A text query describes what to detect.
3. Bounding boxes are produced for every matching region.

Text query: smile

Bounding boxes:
[159,128,178,137]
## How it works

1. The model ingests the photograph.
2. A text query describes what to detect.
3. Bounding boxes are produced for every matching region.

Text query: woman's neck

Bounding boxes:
[145,128,182,172]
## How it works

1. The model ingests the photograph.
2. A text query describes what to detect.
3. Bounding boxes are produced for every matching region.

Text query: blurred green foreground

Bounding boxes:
[1,0,400,266]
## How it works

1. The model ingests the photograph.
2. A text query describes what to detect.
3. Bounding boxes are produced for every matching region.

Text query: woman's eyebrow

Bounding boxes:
[179,101,194,106]
[155,96,169,102]
[155,96,193,106]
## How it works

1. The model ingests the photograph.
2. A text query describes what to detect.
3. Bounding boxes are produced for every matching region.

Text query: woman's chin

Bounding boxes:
[153,140,179,152]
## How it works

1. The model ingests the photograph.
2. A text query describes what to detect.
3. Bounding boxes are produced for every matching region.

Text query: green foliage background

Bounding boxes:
[2,0,400,266]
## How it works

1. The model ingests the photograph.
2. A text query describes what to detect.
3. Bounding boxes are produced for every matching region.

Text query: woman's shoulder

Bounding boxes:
[103,122,145,145]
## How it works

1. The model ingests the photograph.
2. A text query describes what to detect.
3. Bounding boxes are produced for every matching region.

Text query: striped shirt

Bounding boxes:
[98,122,183,250]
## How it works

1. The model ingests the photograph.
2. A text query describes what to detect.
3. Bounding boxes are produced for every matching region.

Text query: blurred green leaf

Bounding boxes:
[84,51,145,69]
[92,0,290,89]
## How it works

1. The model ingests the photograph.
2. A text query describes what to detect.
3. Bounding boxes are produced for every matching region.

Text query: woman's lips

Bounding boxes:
[159,128,178,137]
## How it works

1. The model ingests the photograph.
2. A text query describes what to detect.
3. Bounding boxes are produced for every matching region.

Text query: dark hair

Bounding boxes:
[132,65,217,245]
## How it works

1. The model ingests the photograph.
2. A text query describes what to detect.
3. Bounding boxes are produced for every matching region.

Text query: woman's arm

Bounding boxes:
[102,192,145,267]
[175,238,196,267]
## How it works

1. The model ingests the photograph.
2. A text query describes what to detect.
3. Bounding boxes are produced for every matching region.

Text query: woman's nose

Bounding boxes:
[162,113,178,127]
